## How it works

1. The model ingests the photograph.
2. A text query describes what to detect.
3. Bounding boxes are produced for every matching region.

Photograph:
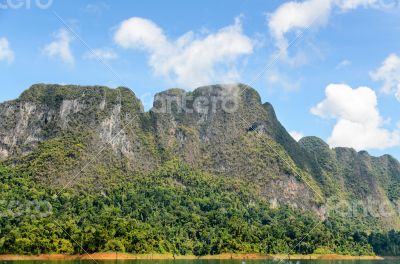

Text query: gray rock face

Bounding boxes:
[0,100,46,158]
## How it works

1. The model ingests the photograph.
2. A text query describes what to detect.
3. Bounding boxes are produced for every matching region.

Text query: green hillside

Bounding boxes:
[0,84,399,256]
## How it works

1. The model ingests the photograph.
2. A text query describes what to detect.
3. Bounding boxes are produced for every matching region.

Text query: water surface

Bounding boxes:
[0,260,393,264]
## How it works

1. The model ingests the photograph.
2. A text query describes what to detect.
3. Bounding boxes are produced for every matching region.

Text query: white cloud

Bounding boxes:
[267,0,380,59]
[370,53,400,101]
[336,59,351,69]
[268,0,332,58]
[84,48,117,60]
[311,83,400,150]
[290,131,304,141]
[114,17,253,88]
[43,29,74,65]
[0,37,14,64]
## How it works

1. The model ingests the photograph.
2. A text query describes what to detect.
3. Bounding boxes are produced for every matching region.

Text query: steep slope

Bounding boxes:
[150,84,323,210]
[300,136,400,229]
[0,84,323,211]
[0,84,160,187]
[1,83,400,255]
[0,83,399,230]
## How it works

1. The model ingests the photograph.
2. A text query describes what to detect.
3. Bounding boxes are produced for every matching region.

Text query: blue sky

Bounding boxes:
[0,0,400,159]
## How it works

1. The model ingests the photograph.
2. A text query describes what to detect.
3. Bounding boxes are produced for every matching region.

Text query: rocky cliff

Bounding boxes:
[1,83,399,229]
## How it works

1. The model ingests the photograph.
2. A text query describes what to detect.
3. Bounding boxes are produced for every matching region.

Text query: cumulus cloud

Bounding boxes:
[114,17,253,88]
[370,53,400,101]
[84,48,117,60]
[311,83,400,150]
[43,29,74,65]
[289,131,304,141]
[0,37,14,64]
[268,0,332,58]
[267,0,380,58]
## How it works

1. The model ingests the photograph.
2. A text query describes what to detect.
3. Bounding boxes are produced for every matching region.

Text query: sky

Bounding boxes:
[0,0,400,159]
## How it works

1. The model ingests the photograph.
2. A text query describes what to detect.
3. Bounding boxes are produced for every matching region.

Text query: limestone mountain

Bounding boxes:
[0,83,399,232]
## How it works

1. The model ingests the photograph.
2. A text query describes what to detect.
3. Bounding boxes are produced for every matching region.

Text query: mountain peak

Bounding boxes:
[16,83,143,111]
[299,136,330,150]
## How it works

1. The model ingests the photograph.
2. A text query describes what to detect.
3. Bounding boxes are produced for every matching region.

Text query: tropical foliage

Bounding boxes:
[0,158,375,256]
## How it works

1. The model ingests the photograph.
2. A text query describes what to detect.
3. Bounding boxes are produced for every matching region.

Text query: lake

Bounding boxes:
[0,260,394,264]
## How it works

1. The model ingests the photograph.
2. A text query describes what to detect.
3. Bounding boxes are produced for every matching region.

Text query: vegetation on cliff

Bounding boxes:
[0,84,399,256]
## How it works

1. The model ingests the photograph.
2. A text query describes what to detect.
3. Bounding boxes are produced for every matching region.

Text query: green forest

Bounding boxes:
[0,155,397,256]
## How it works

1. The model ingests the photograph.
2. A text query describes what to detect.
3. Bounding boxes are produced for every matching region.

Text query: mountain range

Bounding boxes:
[0,83,399,256]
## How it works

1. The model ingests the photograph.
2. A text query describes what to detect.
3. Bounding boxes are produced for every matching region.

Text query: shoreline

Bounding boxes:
[0,253,384,261]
